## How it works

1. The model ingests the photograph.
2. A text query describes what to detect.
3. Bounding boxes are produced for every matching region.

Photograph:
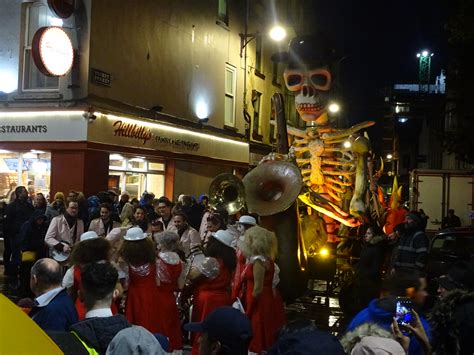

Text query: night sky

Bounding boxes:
[312,0,448,123]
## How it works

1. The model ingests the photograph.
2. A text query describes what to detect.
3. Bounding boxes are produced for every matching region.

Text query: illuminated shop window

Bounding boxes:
[108,155,165,199]
[0,150,51,201]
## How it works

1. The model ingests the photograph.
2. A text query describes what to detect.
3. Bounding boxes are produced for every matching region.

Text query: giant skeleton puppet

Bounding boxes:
[243,35,375,300]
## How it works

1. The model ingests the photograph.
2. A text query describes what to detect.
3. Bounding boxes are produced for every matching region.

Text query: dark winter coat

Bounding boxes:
[18,210,47,254]
[429,290,474,355]
[357,235,385,282]
[70,315,131,354]
[5,199,34,237]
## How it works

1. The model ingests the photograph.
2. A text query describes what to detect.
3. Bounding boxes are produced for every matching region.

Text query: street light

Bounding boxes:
[269,25,286,42]
[328,102,340,113]
[239,24,287,57]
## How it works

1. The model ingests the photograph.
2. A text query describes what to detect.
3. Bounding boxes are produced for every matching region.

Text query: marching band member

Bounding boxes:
[155,231,184,353]
[185,229,236,355]
[237,225,285,354]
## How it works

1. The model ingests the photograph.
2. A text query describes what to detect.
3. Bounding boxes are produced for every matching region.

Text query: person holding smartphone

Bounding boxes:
[346,271,432,355]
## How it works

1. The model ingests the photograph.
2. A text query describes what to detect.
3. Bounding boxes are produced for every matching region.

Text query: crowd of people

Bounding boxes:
[1,185,473,354]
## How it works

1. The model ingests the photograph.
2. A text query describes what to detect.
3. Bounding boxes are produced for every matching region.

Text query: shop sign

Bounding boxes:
[0,111,87,141]
[32,26,74,77]
[88,114,249,163]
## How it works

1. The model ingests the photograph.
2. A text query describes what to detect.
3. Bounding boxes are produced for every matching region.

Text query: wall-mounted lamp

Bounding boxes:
[239,24,287,57]
[195,99,209,123]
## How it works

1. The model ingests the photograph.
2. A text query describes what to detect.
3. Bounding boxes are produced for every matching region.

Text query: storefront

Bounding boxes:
[0,110,249,200]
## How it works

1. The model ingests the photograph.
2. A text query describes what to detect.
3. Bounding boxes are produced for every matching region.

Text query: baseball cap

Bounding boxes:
[183,307,252,350]
[268,328,345,355]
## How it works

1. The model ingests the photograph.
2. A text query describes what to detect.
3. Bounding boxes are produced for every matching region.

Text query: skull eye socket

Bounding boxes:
[310,74,329,87]
[286,74,303,87]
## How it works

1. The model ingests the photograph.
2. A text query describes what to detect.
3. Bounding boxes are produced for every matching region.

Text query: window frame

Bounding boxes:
[217,0,229,26]
[224,63,237,127]
[21,2,60,92]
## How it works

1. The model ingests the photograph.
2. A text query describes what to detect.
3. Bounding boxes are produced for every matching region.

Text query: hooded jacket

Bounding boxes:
[18,209,48,253]
[70,315,131,354]
[347,298,432,355]
[429,290,474,355]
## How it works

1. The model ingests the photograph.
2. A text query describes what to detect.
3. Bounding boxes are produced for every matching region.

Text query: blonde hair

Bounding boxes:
[239,225,277,259]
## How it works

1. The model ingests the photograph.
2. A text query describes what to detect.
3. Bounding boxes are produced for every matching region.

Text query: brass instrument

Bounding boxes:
[209,173,246,215]
[243,160,302,216]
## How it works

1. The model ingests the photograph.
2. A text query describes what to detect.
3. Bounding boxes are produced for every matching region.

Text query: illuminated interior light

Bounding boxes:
[30,149,46,154]
[0,149,12,153]
[32,161,48,174]
[343,141,351,149]
[98,112,249,147]
[129,158,145,162]
[386,154,393,160]
[110,154,124,160]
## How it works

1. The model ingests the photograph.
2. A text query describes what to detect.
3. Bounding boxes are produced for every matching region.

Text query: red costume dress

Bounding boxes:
[125,262,162,333]
[155,252,183,352]
[191,257,232,355]
[231,248,247,302]
[243,256,285,354]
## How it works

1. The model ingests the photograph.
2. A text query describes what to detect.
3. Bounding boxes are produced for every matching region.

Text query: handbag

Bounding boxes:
[21,251,37,263]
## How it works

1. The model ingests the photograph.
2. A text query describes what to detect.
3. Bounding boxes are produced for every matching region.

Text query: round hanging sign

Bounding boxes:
[47,0,75,19]
[32,26,74,77]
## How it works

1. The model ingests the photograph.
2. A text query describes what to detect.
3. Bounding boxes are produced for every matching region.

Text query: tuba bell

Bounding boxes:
[209,173,246,215]
[243,160,302,216]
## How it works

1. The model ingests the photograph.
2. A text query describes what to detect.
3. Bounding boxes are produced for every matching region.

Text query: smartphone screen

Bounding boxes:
[395,297,413,326]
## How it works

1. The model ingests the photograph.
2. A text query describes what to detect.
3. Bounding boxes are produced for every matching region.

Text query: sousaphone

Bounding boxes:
[209,173,246,215]
[243,160,302,216]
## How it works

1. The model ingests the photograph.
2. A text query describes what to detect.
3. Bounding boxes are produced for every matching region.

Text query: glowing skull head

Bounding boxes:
[284,66,332,122]
[274,35,337,124]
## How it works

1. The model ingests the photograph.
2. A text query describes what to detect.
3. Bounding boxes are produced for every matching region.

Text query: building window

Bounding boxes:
[224,63,236,127]
[252,90,262,138]
[272,61,280,85]
[217,0,228,26]
[255,36,263,74]
[0,150,51,202]
[22,3,59,91]
[109,155,165,198]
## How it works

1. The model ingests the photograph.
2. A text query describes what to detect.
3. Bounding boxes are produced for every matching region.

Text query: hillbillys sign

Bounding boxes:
[88,114,249,163]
